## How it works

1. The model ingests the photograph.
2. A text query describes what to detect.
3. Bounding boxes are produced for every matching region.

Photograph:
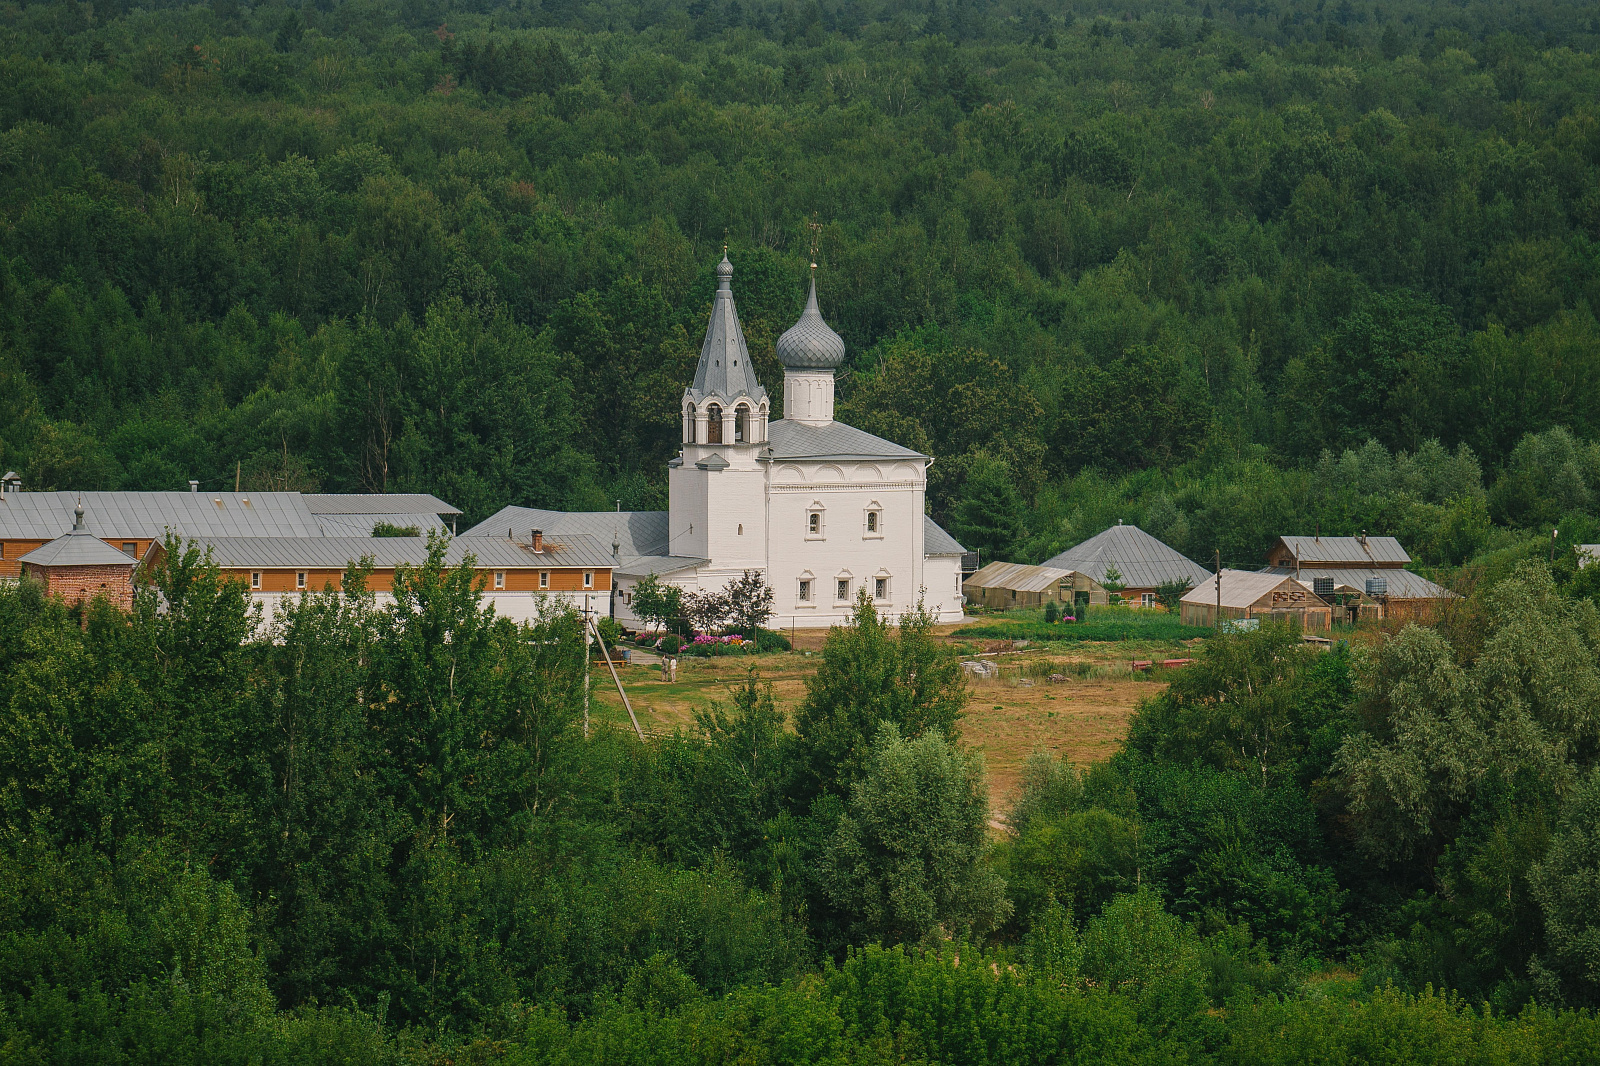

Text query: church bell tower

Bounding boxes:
[668,252,769,572]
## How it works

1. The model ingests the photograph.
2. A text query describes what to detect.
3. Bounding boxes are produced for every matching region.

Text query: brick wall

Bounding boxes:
[24,562,135,612]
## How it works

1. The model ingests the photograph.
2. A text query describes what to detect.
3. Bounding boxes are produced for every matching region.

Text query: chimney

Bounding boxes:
[189,480,199,493]
[532,528,544,553]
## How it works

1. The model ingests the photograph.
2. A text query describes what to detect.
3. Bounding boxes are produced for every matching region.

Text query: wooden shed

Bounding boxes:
[962,561,1105,610]
[1180,570,1333,632]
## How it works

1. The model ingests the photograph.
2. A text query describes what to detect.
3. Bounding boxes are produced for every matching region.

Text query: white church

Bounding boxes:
[465,253,968,629]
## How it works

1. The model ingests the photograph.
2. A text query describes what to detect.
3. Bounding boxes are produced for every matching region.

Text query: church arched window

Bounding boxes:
[707,404,723,444]
[686,403,697,443]
[734,403,749,443]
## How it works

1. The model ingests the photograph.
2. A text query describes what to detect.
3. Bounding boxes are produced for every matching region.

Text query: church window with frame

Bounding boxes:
[806,503,826,540]
[836,577,851,602]
[798,579,811,602]
[706,403,723,444]
[864,502,884,538]
[686,403,697,444]
[734,403,749,443]
[875,577,888,600]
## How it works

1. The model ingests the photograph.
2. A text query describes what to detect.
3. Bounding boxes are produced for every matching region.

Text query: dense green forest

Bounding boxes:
[3,541,1600,1061]
[3,0,1600,569]
[6,0,1600,1059]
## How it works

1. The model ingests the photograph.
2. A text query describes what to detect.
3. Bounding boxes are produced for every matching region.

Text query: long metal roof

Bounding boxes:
[924,515,966,556]
[461,507,669,559]
[183,533,614,570]
[1042,523,1212,589]
[964,560,1080,594]
[1181,570,1327,610]
[1274,535,1410,567]
[766,420,927,462]
[302,494,461,516]
[0,492,324,539]
[1259,566,1454,599]
[313,513,448,537]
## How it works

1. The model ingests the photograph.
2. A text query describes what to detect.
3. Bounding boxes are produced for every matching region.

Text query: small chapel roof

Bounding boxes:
[924,516,966,557]
[688,253,767,407]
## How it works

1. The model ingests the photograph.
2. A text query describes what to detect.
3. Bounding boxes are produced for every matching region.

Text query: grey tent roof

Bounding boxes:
[301,493,461,516]
[766,420,927,462]
[1259,566,1454,599]
[924,515,966,556]
[1272,535,1411,567]
[0,492,325,540]
[314,513,448,537]
[687,254,768,407]
[1042,523,1212,589]
[777,277,846,370]
[184,533,614,571]
[461,507,671,560]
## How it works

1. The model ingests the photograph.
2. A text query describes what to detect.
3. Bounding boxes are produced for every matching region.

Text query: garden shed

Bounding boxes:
[962,561,1105,610]
[1179,569,1333,632]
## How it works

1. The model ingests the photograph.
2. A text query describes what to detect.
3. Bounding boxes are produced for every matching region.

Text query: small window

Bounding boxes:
[1141,593,1156,608]
[539,571,550,589]
[798,579,811,602]
[866,512,878,533]
[583,571,593,588]
[122,542,137,556]
[836,578,850,602]
[738,524,743,536]
[251,572,262,590]
[494,571,506,590]
[808,513,820,534]
[875,577,887,600]
[296,571,307,590]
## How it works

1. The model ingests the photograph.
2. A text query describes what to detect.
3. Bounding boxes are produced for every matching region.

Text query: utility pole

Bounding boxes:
[1215,549,1222,633]
[583,594,591,738]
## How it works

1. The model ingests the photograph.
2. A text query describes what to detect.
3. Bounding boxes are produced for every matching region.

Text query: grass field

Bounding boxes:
[588,622,1194,813]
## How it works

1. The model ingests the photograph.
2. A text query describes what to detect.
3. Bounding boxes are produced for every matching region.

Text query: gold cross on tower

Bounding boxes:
[807,214,822,270]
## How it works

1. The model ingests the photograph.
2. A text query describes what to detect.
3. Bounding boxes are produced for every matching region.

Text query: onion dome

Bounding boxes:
[776,277,846,370]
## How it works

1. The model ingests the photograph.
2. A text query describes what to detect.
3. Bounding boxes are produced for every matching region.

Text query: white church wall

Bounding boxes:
[922,555,966,622]
[765,459,929,629]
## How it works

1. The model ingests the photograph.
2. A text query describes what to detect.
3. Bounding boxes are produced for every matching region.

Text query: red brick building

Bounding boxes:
[19,503,138,611]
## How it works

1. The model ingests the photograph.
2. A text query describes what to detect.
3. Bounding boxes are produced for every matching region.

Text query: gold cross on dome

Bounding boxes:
[807,214,822,269]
